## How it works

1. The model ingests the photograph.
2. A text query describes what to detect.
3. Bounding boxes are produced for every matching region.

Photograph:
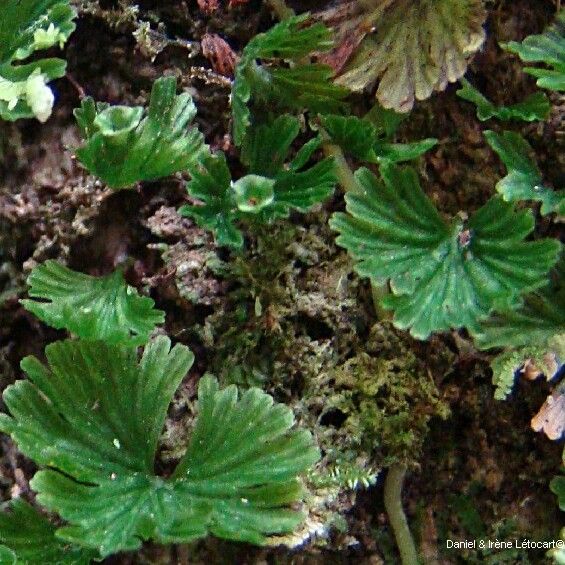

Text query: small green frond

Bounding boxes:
[74,77,206,189]
[182,117,336,246]
[489,346,554,400]
[0,339,318,556]
[0,0,75,122]
[473,266,564,400]
[244,14,333,60]
[241,114,300,176]
[180,151,243,249]
[320,114,436,164]
[0,499,95,564]
[484,130,565,215]
[233,175,276,213]
[320,114,378,162]
[333,0,486,112]
[504,10,565,92]
[330,164,561,339]
[473,284,565,351]
[457,79,550,121]
[232,15,348,146]
[21,260,165,345]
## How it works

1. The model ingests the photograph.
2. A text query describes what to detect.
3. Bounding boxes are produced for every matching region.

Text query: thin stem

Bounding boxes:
[320,129,362,195]
[384,464,420,565]
[324,130,394,318]
[267,0,295,20]
[371,281,393,321]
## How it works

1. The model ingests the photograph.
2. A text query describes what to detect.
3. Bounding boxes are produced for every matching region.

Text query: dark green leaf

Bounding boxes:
[504,10,565,92]
[0,338,318,556]
[74,77,206,189]
[21,260,165,345]
[330,164,561,338]
[0,499,95,564]
[320,114,436,164]
[182,116,336,246]
[457,78,550,121]
[180,151,243,249]
[232,15,348,146]
[484,130,565,215]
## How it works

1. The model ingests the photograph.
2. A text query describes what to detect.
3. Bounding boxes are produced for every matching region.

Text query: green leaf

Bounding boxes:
[456,78,550,121]
[0,0,75,122]
[484,130,565,215]
[182,116,336,247]
[20,260,165,345]
[0,546,15,565]
[333,0,486,112]
[504,10,565,92]
[330,164,561,339]
[320,114,437,164]
[488,346,557,400]
[233,175,275,213]
[242,115,336,215]
[472,264,565,399]
[551,475,565,511]
[0,499,95,564]
[74,77,206,189]
[319,114,378,161]
[232,15,348,146]
[0,338,319,557]
[473,277,565,351]
[180,151,243,248]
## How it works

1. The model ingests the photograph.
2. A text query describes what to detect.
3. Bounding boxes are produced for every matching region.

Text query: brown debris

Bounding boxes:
[197,0,220,15]
[201,33,238,78]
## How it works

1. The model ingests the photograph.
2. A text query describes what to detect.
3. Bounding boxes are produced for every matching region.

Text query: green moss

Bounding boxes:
[304,324,450,469]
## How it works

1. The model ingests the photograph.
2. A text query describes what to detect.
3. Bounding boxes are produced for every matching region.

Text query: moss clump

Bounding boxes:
[304,323,450,470]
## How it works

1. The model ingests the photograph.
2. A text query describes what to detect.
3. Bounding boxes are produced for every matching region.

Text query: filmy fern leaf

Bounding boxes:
[232,14,348,145]
[21,260,164,345]
[0,0,76,122]
[319,114,437,164]
[181,115,336,247]
[74,77,205,189]
[456,78,550,122]
[0,337,319,557]
[472,271,565,399]
[0,499,95,564]
[484,130,565,216]
[504,10,565,92]
[328,0,486,112]
[330,164,561,339]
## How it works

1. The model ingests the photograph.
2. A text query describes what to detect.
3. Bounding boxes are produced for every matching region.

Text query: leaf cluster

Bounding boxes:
[180,115,336,248]
[75,77,206,189]
[232,14,348,145]
[1,261,320,560]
